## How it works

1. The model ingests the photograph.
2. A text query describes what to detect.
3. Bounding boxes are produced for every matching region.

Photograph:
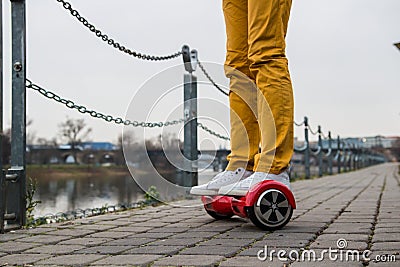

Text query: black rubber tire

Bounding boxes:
[246,189,293,231]
[205,208,233,220]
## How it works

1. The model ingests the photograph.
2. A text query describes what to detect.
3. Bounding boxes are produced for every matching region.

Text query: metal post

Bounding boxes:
[337,135,341,174]
[182,45,198,188]
[350,149,354,171]
[343,142,347,172]
[7,0,27,228]
[355,145,359,170]
[354,144,358,170]
[328,131,333,175]
[0,172,4,233]
[360,148,365,168]
[0,0,4,233]
[0,0,3,139]
[317,125,323,177]
[304,117,310,179]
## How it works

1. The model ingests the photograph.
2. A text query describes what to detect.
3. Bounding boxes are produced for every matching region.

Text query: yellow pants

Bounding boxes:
[223,0,294,174]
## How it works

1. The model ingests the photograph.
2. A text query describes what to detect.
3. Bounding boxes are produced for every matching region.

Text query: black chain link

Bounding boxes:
[55,0,182,61]
[197,122,230,141]
[26,79,184,128]
[294,121,305,127]
[307,125,319,136]
[321,131,328,139]
[198,60,229,96]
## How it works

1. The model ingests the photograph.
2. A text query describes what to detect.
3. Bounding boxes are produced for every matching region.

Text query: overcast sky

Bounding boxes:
[2,0,400,147]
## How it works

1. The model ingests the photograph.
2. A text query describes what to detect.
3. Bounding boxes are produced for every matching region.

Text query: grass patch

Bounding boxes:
[26,164,130,180]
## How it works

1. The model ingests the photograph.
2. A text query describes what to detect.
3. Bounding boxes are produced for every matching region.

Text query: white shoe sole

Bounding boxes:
[190,187,219,196]
[218,187,247,196]
[218,182,292,196]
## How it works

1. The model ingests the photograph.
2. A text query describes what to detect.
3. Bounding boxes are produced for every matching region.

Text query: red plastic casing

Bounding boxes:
[201,180,296,218]
[245,180,296,209]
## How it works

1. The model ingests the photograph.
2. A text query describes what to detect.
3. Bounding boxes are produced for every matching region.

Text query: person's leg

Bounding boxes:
[248,0,294,174]
[223,0,260,172]
[190,0,259,196]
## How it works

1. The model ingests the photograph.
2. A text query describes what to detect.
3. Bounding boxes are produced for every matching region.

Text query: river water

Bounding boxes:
[32,174,145,218]
[32,169,216,218]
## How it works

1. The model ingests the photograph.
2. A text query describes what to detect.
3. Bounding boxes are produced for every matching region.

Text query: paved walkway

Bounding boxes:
[0,163,399,266]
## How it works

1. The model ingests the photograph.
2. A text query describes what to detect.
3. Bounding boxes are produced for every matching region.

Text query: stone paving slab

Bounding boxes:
[58,237,113,247]
[91,254,162,266]
[0,163,399,266]
[372,233,400,243]
[316,233,369,242]
[25,244,86,255]
[17,234,73,244]
[44,228,96,237]
[152,255,225,267]
[254,238,310,248]
[310,240,369,251]
[0,241,41,253]
[219,256,289,267]
[36,254,106,266]
[291,261,364,266]
[180,245,241,257]
[371,241,400,251]
[74,245,132,255]
[103,237,156,246]
[123,245,185,255]
[148,237,206,247]
[0,253,52,266]
[0,232,28,242]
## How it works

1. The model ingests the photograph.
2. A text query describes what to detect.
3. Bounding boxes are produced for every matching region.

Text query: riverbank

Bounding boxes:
[27,165,131,180]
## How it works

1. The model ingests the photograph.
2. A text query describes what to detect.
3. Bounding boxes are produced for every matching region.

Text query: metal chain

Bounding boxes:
[197,122,230,141]
[26,79,184,128]
[198,60,229,96]
[321,131,328,139]
[294,121,305,127]
[307,125,319,136]
[55,0,182,61]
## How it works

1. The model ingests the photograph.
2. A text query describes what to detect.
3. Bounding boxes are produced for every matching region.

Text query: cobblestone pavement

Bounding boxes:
[0,163,399,266]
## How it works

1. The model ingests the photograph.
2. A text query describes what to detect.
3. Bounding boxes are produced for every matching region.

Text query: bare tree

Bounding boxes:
[145,133,182,150]
[37,137,58,147]
[116,130,138,165]
[118,130,137,149]
[26,119,37,145]
[58,118,92,164]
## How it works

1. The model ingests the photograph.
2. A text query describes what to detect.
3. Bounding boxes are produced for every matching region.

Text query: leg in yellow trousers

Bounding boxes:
[223,0,294,175]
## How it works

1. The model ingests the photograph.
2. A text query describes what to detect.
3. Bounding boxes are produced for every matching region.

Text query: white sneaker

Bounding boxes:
[190,168,253,196]
[218,170,291,196]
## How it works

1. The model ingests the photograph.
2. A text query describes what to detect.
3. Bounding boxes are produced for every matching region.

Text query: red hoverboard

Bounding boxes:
[201,180,296,230]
